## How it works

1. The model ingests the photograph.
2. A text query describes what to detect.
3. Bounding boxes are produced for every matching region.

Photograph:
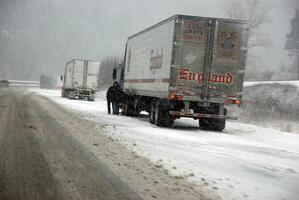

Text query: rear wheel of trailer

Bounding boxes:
[87,93,95,101]
[152,101,174,127]
[67,90,75,99]
[149,103,155,124]
[199,118,226,131]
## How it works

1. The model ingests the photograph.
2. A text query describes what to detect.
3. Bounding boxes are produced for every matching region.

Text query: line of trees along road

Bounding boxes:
[285,9,299,80]
[223,0,299,81]
[98,56,122,89]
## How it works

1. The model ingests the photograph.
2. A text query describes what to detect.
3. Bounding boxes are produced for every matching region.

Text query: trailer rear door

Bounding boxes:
[65,61,74,89]
[206,20,248,99]
[172,16,210,100]
[86,61,100,90]
[172,16,248,102]
[73,60,84,88]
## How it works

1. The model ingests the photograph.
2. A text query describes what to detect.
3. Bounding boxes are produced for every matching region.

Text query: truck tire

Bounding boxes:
[88,94,95,101]
[121,102,127,115]
[154,103,163,126]
[123,100,134,116]
[154,102,173,127]
[199,118,226,131]
[165,117,174,127]
[132,98,141,116]
[61,89,65,97]
[149,103,155,124]
[62,89,67,98]
[68,90,75,99]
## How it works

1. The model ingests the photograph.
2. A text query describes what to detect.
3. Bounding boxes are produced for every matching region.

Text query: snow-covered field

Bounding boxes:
[29,88,299,200]
[244,80,299,87]
[240,81,299,133]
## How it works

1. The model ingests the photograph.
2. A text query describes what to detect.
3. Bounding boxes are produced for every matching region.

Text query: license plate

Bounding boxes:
[183,96,201,101]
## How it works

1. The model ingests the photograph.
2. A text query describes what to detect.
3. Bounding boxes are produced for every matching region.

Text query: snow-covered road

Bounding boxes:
[30,88,299,200]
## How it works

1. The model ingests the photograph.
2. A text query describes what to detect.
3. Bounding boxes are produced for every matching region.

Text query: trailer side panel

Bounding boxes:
[65,61,74,89]
[123,18,175,98]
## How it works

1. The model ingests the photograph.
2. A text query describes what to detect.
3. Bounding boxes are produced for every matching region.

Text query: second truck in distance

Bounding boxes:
[62,59,100,101]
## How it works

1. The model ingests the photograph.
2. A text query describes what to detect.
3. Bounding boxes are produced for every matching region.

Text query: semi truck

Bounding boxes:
[113,15,249,131]
[0,80,9,88]
[40,75,59,89]
[62,59,100,101]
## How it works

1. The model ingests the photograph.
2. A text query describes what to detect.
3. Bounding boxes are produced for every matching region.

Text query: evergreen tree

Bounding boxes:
[285,9,299,80]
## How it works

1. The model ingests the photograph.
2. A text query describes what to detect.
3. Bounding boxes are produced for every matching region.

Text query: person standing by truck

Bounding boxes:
[112,82,123,115]
[106,82,122,115]
[106,84,114,114]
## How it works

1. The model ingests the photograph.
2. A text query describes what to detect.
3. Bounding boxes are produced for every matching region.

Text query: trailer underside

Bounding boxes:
[120,93,238,131]
[62,88,96,101]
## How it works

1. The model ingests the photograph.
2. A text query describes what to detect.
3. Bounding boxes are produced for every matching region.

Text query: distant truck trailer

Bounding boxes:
[0,80,9,88]
[114,15,249,131]
[62,59,100,101]
[40,75,59,89]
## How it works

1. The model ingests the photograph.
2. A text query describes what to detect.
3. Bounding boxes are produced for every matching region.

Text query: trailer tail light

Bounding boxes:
[232,99,241,105]
[225,99,241,106]
[168,92,177,100]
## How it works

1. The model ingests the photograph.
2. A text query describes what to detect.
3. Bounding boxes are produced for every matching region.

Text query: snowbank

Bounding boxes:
[241,83,299,132]
[244,80,299,88]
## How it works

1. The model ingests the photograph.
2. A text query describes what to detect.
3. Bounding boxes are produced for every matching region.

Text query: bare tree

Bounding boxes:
[285,9,299,80]
[98,55,122,89]
[273,61,298,81]
[222,0,273,81]
[260,69,275,81]
[222,0,273,49]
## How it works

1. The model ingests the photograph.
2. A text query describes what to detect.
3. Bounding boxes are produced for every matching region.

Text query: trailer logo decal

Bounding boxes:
[178,68,233,84]
[150,48,163,70]
[219,30,237,50]
[183,21,205,42]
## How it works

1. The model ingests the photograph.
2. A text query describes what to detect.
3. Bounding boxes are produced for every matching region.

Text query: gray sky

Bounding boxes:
[0,0,297,80]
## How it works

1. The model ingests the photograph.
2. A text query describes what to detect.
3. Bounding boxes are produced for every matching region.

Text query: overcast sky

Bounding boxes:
[0,0,298,80]
[260,0,298,69]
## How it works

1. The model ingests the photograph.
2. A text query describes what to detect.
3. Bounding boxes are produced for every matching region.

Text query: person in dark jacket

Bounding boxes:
[106,81,123,115]
[112,82,122,114]
[106,84,114,114]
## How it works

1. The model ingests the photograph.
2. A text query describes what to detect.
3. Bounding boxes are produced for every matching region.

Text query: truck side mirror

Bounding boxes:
[112,69,117,80]
[60,75,63,81]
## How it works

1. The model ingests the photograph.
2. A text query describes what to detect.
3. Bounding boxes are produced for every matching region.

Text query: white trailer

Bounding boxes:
[62,59,100,101]
[115,15,249,130]
[40,75,59,89]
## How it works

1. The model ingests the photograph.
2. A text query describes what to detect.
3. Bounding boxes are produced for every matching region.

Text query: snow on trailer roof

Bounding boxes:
[65,59,100,65]
[127,14,248,40]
